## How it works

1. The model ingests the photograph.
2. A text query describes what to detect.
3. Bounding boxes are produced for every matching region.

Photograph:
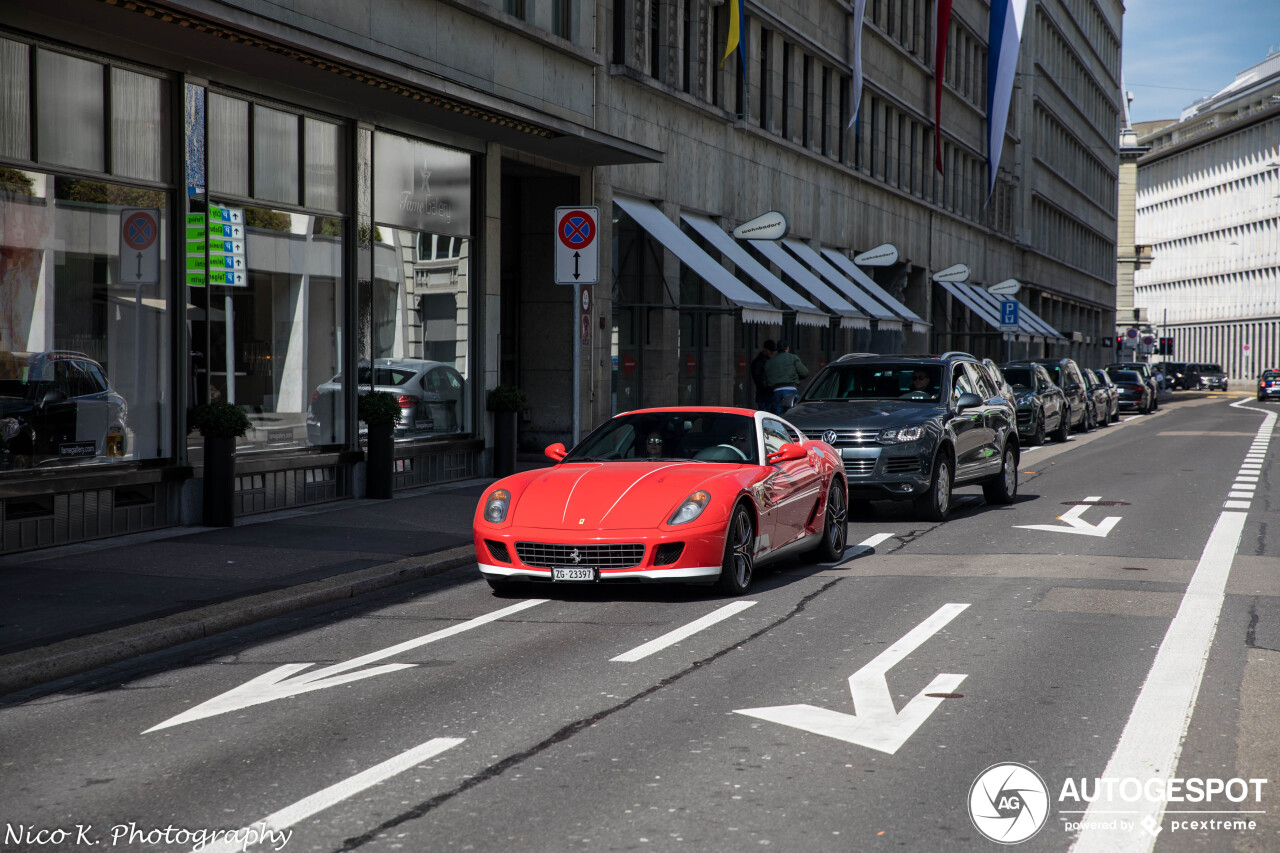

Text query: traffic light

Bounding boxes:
[1158,337,1174,356]
[1115,335,1124,349]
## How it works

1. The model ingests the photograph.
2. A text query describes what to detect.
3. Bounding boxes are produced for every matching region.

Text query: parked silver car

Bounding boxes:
[307,358,465,444]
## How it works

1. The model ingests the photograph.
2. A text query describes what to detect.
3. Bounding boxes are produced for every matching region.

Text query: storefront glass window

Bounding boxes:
[0,170,171,470]
[207,93,248,198]
[193,206,344,452]
[253,105,299,205]
[367,131,473,438]
[36,50,104,172]
[304,118,340,212]
[111,68,168,183]
[0,38,30,161]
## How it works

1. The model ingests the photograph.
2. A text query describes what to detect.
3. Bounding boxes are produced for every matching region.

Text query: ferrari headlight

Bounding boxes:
[483,488,511,523]
[668,490,710,526]
[878,425,924,444]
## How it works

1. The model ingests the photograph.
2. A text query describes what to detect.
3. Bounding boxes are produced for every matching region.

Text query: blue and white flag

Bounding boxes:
[985,0,1028,200]
[846,0,867,129]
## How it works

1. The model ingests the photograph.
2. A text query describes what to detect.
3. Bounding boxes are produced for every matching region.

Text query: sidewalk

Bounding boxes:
[0,454,549,697]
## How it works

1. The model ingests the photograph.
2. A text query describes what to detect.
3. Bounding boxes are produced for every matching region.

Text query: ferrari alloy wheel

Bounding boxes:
[716,504,755,595]
[810,479,848,562]
[913,453,952,522]
[982,445,1018,505]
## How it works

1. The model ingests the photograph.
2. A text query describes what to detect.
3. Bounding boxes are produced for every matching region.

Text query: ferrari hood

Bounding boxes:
[510,462,726,530]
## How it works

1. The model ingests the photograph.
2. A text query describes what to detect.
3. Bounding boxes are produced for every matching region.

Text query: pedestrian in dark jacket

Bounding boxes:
[750,340,776,410]
[763,340,809,414]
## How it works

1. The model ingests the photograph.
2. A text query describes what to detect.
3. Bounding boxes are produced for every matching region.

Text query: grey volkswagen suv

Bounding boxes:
[784,353,1019,521]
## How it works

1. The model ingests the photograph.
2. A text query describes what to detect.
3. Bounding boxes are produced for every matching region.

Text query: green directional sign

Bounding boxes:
[184,206,246,287]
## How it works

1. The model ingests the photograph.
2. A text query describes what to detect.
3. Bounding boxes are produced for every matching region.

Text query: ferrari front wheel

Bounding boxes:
[810,479,848,562]
[716,504,755,595]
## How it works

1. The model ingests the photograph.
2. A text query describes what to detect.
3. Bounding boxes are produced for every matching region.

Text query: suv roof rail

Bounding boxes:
[940,351,976,360]
[834,352,880,361]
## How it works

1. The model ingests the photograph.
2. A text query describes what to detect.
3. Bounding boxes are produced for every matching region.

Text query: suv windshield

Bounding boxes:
[1001,366,1037,391]
[801,363,943,402]
[1202,364,1223,373]
[564,411,759,463]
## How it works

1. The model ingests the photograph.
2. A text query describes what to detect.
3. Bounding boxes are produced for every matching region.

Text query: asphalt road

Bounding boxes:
[1,396,1276,853]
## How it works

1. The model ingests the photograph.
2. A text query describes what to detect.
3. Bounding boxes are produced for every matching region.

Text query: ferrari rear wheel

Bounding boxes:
[810,479,848,562]
[715,504,755,595]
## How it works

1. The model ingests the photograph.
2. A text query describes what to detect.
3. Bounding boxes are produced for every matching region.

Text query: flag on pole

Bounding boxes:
[846,0,867,129]
[986,0,1028,199]
[933,0,954,173]
[721,0,747,81]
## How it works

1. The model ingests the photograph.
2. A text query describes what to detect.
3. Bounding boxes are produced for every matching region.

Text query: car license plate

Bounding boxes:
[552,566,596,582]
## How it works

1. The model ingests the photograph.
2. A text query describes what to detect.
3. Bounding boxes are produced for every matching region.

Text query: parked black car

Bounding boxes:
[1006,358,1091,433]
[999,362,1068,445]
[1080,368,1113,429]
[1106,368,1153,414]
[1198,363,1228,392]
[1162,362,1200,390]
[1106,361,1160,410]
[784,353,1019,521]
[0,351,129,466]
[1089,369,1120,424]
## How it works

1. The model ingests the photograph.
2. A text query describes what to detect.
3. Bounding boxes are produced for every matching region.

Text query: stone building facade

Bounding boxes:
[0,0,1122,551]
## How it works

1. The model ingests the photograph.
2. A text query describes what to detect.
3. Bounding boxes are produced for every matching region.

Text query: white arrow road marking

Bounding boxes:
[611,601,757,662]
[192,737,464,853]
[735,603,969,754]
[146,599,546,732]
[1014,495,1121,537]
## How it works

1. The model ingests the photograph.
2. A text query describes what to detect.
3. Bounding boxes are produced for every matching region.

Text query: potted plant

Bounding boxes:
[189,401,252,527]
[487,385,526,478]
[359,391,401,499]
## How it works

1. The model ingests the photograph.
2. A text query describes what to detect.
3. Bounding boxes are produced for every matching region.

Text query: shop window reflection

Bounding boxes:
[193,206,344,453]
[0,170,170,471]
[358,227,470,438]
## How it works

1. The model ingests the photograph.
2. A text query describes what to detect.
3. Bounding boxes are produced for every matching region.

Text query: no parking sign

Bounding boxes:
[554,206,599,284]
[120,208,161,285]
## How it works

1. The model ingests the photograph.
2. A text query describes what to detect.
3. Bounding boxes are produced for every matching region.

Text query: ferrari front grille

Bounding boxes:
[485,540,510,563]
[653,542,685,566]
[514,542,645,569]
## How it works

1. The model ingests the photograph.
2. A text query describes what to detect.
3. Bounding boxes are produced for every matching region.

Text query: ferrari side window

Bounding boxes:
[761,420,789,456]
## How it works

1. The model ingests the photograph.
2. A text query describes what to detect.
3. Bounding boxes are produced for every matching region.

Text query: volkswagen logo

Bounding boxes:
[569,548,581,564]
[822,430,839,446]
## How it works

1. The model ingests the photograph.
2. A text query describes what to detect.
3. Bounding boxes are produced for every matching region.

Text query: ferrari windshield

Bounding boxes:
[564,411,758,463]
[801,363,943,402]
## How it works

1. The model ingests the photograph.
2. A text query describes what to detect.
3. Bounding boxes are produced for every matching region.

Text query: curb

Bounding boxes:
[0,545,475,698]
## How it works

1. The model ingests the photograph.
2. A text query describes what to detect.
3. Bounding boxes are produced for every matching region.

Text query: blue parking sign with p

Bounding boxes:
[1001,300,1019,327]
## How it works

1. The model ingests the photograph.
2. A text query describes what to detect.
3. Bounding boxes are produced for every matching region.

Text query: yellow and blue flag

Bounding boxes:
[721,0,746,78]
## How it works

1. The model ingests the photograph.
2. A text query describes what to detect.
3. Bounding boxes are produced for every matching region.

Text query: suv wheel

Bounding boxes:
[1052,409,1071,442]
[913,452,953,522]
[1030,415,1046,446]
[982,445,1018,505]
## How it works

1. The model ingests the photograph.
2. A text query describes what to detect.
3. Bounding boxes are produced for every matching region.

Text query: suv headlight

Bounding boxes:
[668,490,710,525]
[878,425,924,444]
[483,488,511,523]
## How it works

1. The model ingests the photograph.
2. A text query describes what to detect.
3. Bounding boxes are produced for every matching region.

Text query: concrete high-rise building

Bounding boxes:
[1133,51,1280,380]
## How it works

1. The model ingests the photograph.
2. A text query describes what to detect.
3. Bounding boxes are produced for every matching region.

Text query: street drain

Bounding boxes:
[1061,500,1131,506]
[925,692,964,699]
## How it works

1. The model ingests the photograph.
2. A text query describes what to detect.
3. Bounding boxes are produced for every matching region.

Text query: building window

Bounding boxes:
[758,26,770,130]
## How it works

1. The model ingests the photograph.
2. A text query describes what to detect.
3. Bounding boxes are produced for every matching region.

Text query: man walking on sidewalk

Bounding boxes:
[751,340,776,411]
[763,340,808,414]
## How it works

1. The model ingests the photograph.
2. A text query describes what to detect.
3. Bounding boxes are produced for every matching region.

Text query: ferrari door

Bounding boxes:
[760,418,820,547]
